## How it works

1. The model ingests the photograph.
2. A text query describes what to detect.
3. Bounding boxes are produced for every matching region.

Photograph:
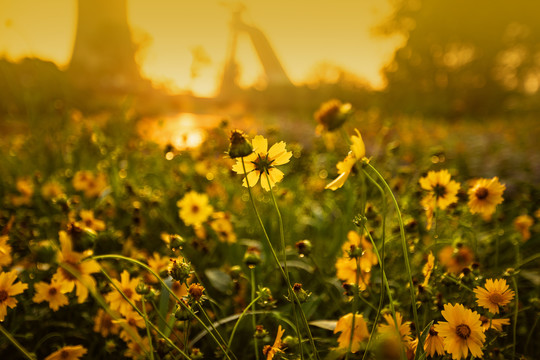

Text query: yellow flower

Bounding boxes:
[41,181,65,200]
[0,270,28,321]
[422,252,435,287]
[419,170,460,210]
[177,191,214,227]
[325,129,365,191]
[479,316,510,332]
[209,212,237,244]
[116,309,146,342]
[11,177,34,206]
[314,99,352,133]
[93,308,120,337]
[335,256,371,291]
[72,171,107,198]
[474,278,515,314]
[52,231,100,303]
[124,336,150,359]
[514,214,534,241]
[334,313,369,353]
[424,326,445,358]
[438,245,474,274]
[105,270,141,316]
[263,325,285,360]
[146,252,170,283]
[79,210,106,232]
[420,195,436,230]
[232,135,292,191]
[378,312,413,343]
[32,280,69,311]
[342,231,378,271]
[44,345,87,360]
[0,235,13,267]
[467,177,505,219]
[434,303,485,360]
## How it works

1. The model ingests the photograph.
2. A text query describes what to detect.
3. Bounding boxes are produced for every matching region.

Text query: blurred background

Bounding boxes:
[1,0,539,148]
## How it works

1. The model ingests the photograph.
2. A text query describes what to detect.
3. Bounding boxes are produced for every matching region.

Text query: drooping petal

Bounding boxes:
[351,129,365,159]
[252,135,268,155]
[325,172,350,191]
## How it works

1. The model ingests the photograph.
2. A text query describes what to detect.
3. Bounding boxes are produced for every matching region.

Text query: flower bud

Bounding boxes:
[169,259,192,283]
[293,283,311,303]
[228,130,253,158]
[282,335,298,348]
[174,300,192,321]
[135,280,150,295]
[254,325,268,339]
[243,247,261,268]
[188,283,205,302]
[295,240,312,257]
[314,99,353,132]
[169,235,186,251]
[190,348,204,360]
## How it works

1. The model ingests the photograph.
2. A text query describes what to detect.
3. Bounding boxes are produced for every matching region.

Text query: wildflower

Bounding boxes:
[177,191,214,227]
[147,252,170,282]
[32,280,69,311]
[105,270,141,315]
[11,177,34,206]
[438,245,474,274]
[422,252,435,287]
[41,181,65,200]
[79,210,106,232]
[188,283,205,302]
[0,235,13,267]
[124,336,150,359]
[44,345,87,360]
[93,308,120,337]
[0,270,28,321]
[424,326,445,358]
[378,312,413,343]
[334,313,369,353]
[263,325,285,360]
[480,316,510,332]
[52,231,100,303]
[335,255,371,291]
[467,177,505,219]
[116,309,146,342]
[231,135,293,191]
[434,303,485,360]
[420,195,436,230]
[209,212,237,243]
[227,129,253,158]
[325,129,365,190]
[514,214,534,241]
[474,278,515,314]
[342,231,378,271]
[73,170,107,198]
[314,99,353,133]
[419,170,460,210]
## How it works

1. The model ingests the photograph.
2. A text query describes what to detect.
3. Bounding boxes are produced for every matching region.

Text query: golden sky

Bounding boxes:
[0,0,403,96]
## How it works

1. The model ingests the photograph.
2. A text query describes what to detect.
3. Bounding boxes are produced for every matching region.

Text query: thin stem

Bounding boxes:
[251,269,260,360]
[197,302,230,357]
[141,296,155,360]
[345,258,361,360]
[365,163,420,340]
[0,324,36,360]
[227,295,262,356]
[440,274,474,292]
[511,276,519,360]
[525,314,538,354]
[240,158,320,360]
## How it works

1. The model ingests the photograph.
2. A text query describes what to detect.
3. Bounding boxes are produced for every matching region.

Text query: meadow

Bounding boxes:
[0,103,538,360]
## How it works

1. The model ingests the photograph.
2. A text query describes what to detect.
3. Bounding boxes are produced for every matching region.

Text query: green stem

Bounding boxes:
[440,274,474,292]
[90,255,229,360]
[141,296,155,360]
[251,270,260,360]
[0,324,36,360]
[511,276,519,360]
[364,163,420,340]
[345,258,361,360]
[525,314,538,354]
[197,302,230,357]
[227,295,262,356]
[240,158,320,360]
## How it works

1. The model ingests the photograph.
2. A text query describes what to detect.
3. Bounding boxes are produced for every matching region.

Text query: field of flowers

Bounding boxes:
[0,102,538,360]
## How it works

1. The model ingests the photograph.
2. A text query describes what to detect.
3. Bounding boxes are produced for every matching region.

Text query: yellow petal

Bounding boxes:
[351,129,365,159]
[252,135,268,155]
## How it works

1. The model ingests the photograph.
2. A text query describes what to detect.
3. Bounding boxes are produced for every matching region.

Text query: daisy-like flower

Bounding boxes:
[0,270,28,321]
[263,325,285,360]
[314,99,353,133]
[467,177,505,219]
[325,129,366,191]
[434,303,485,360]
[0,235,13,267]
[422,252,435,287]
[378,312,413,343]
[32,280,69,311]
[232,135,292,191]
[52,231,100,303]
[474,278,515,314]
[335,255,372,291]
[41,181,65,200]
[177,191,214,227]
[146,252,170,283]
[209,212,237,244]
[438,245,474,274]
[480,316,510,332]
[105,270,141,316]
[116,309,146,342]
[342,231,378,272]
[424,326,445,358]
[514,214,534,241]
[419,170,460,210]
[93,308,120,337]
[334,313,369,353]
[79,210,106,232]
[44,345,87,360]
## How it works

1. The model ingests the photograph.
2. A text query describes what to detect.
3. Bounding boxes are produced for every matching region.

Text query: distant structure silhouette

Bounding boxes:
[220,4,293,97]
[69,0,144,93]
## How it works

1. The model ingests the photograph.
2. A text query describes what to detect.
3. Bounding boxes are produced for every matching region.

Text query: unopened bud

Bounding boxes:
[243,247,261,268]
[188,283,205,302]
[293,283,311,303]
[228,130,253,158]
[135,280,150,295]
[169,259,192,283]
[295,240,312,257]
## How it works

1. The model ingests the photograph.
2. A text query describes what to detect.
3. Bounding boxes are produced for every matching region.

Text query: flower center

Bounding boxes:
[254,155,273,173]
[60,349,70,359]
[0,290,8,302]
[433,184,447,198]
[124,288,133,298]
[488,292,504,304]
[456,324,471,339]
[191,205,200,214]
[48,287,58,296]
[429,326,438,336]
[475,187,489,200]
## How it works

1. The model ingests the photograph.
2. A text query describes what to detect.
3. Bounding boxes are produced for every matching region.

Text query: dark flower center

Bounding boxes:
[429,326,438,336]
[488,292,504,304]
[0,290,8,302]
[433,184,447,198]
[191,205,200,214]
[253,155,273,173]
[475,187,489,200]
[456,324,471,339]
[124,288,133,298]
[48,287,58,296]
[60,350,70,359]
